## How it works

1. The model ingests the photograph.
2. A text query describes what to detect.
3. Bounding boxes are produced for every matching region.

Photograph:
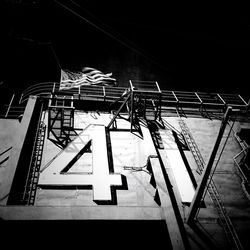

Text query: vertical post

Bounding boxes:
[246,99,250,112]
[186,106,232,225]
[157,93,162,122]
[103,86,106,101]
[217,93,226,105]
[129,80,134,90]
[2,96,38,205]
[52,82,56,93]
[106,93,131,130]
[130,90,134,132]
[155,81,161,92]
[19,93,23,105]
[47,94,52,139]
[5,94,15,118]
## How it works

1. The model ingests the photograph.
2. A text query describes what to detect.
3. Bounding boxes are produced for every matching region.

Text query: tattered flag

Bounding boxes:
[60,67,116,90]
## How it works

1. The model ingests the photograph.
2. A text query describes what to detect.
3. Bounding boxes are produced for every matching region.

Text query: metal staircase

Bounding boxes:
[178,117,243,250]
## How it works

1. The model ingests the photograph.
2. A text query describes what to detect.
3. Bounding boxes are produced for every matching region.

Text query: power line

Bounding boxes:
[69,0,140,50]
[53,0,169,72]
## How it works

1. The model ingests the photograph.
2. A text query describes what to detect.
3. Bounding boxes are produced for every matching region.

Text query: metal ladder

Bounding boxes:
[178,119,206,175]
[178,117,243,250]
[22,121,46,205]
[48,94,75,147]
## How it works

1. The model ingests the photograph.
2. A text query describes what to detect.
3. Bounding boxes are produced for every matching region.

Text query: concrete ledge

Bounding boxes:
[0,206,162,220]
[141,123,187,249]
[150,157,186,250]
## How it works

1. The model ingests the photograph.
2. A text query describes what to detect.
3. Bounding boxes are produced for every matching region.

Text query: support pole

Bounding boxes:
[130,91,134,132]
[186,106,232,225]
[5,94,15,118]
[107,92,131,129]
[246,99,250,112]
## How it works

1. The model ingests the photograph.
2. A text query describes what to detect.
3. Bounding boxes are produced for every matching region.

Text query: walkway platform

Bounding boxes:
[19,82,249,112]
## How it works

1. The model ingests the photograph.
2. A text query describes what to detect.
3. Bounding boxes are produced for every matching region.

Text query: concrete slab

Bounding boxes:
[159,125,195,203]
[0,205,162,220]
[166,150,195,203]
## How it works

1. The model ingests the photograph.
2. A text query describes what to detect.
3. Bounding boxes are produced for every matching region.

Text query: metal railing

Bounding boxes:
[0,104,26,119]
[19,82,249,112]
[229,122,250,184]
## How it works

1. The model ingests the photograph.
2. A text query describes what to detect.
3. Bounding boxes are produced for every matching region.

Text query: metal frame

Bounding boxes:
[19,82,249,114]
[47,92,77,148]
[187,107,232,225]
[107,81,163,135]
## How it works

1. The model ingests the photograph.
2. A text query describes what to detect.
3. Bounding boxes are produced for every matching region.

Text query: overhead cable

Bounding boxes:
[54,0,169,72]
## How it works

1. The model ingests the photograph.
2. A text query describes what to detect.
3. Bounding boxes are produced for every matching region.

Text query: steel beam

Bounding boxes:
[186,106,232,224]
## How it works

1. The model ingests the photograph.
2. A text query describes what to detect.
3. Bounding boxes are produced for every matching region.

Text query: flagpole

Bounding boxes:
[50,44,62,69]
[48,43,63,89]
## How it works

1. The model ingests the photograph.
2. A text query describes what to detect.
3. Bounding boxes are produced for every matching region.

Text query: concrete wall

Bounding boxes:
[0,119,20,189]
[0,96,38,205]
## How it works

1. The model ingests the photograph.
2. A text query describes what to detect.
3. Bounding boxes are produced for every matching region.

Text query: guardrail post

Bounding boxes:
[5,94,15,118]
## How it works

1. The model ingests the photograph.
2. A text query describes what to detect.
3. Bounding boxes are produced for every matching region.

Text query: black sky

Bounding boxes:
[2,1,250,99]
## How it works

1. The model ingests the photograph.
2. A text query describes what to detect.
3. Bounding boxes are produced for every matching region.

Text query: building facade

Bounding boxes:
[0,81,250,249]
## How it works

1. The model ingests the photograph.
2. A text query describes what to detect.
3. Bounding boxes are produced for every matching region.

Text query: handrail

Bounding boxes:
[5,94,15,118]
[228,121,250,184]
[22,82,57,95]
[0,104,25,118]
[18,82,250,113]
[233,149,249,183]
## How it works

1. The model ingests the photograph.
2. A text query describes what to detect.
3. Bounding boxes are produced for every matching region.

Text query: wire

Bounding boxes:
[53,0,169,72]
[49,43,62,70]
[69,0,140,50]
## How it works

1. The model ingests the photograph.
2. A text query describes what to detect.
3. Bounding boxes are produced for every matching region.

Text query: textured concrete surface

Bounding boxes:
[1,107,250,249]
[0,119,19,198]
[0,96,37,205]
[36,112,159,207]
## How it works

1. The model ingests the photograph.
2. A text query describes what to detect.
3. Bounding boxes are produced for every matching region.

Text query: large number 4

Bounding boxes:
[38,125,124,203]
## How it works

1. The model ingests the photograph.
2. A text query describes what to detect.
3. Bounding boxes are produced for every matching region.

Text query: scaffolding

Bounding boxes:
[107,80,162,134]
[18,82,249,121]
[47,91,77,148]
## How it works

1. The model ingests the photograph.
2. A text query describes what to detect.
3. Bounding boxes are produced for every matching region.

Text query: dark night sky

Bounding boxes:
[1,0,250,100]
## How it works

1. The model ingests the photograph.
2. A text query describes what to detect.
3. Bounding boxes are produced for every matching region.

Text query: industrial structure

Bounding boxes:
[0,80,250,249]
